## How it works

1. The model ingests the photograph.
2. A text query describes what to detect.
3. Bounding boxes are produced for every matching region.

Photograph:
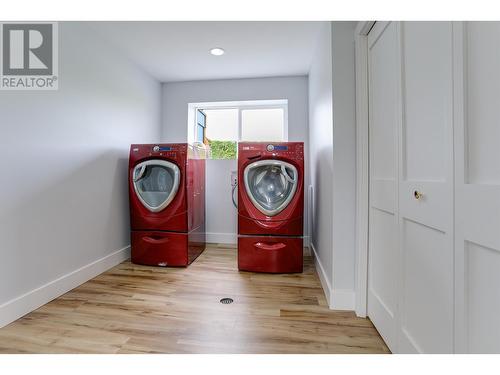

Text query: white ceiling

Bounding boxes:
[88,21,324,82]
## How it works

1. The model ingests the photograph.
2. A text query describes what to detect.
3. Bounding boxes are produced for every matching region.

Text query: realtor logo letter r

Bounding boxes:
[2,23,53,75]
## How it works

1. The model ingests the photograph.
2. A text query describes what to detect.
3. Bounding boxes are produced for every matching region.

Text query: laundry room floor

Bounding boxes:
[0,245,389,354]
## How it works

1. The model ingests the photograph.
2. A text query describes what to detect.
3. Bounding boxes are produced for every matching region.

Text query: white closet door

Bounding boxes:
[367,21,401,352]
[454,22,500,353]
[397,22,454,353]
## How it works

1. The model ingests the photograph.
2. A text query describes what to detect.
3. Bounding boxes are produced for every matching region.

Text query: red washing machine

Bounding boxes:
[129,143,206,267]
[237,142,304,273]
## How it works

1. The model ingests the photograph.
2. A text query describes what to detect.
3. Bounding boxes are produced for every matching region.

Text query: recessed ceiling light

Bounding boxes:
[209,47,225,56]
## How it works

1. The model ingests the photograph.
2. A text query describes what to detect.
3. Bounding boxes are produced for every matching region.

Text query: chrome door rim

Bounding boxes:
[243,159,298,217]
[132,159,181,213]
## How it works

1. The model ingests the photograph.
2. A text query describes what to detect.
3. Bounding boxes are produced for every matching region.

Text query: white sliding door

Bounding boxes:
[367,21,401,352]
[397,21,454,353]
[454,22,500,353]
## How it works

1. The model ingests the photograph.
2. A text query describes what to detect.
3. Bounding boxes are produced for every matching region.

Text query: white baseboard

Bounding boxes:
[0,245,130,328]
[310,242,355,311]
[331,289,356,311]
[303,235,311,247]
[310,242,333,307]
[205,232,237,245]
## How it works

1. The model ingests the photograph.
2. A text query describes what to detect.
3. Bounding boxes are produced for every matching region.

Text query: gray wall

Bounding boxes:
[308,22,335,289]
[308,21,357,309]
[331,21,357,302]
[162,76,310,244]
[0,22,162,324]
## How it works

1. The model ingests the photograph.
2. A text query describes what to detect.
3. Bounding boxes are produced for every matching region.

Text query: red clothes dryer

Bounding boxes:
[129,143,206,267]
[237,142,304,273]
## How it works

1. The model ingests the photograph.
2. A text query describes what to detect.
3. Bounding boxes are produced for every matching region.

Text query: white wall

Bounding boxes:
[331,22,357,304]
[308,21,357,310]
[206,159,238,244]
[0,22,162,327]
[308,22,335,300]
[162,76,310,244]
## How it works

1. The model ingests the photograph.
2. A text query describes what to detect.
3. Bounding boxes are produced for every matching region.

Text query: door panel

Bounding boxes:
[466,241,500,353]
[402,23,450,183]
[367,21,401,351]
[369,23,399,182]
[454,22,500,353]
[370,208,398,317]
[399,181,449,231]
[370,180,396,214]
[398,21,454,353]
[400,219,452,353]
[465,23,500,185]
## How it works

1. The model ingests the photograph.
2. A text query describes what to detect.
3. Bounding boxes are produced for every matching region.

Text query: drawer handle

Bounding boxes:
[143,236,170,244]
[414,190,423,200]
[254,242,286,251]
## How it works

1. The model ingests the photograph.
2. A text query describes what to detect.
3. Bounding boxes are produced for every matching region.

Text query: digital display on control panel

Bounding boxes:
[273,145,288,151]
[158,147,172,151]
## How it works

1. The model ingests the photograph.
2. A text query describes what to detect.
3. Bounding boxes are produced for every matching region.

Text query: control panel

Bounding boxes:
[152,145,173,152]
[239,142,303,158]
[267,144,288,151]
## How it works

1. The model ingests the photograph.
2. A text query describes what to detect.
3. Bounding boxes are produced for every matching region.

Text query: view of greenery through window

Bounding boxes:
[200,108,238,160]
[207,140,237,159]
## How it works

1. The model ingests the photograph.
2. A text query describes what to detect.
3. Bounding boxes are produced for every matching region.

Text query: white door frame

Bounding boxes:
[354,21,375,317]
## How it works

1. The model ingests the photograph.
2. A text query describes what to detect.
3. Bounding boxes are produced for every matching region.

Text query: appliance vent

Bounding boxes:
[219,298,234,305]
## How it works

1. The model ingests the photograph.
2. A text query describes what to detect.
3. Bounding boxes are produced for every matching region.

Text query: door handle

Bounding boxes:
[253,242,286,251]
[143,236,170,244]
[414,190,424,200]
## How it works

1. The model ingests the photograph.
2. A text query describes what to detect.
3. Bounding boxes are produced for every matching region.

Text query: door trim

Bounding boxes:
[354,21,375,317]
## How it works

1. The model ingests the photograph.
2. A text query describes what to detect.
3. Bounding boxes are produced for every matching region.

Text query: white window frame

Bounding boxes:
[187,99,289,145]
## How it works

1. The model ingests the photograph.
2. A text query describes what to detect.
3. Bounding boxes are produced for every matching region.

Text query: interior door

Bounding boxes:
[132,160,181,212]
[367,20,500,354]
[243,160,298,217]
[397,22,454,353]
[367,21,401,351]
[454,22,500,353]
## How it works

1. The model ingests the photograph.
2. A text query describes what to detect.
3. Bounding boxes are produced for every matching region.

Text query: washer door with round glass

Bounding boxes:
[244,160,298,217]
[132,160,181,213]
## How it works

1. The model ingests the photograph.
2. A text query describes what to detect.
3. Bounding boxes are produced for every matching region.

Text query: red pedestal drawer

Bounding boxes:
[131,230,188,267]
[238,235,303,273]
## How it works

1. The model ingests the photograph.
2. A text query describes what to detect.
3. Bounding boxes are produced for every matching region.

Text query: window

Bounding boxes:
[190,100,288,159]
[241,108,285,142]
[196,110,206,143]
[200,108,238,159]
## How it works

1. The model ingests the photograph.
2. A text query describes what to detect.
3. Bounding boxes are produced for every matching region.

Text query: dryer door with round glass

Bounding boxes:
[132,160,181,213]
[244,160,298,217]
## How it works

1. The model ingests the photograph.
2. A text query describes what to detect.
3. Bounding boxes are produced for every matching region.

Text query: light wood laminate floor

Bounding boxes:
[0,245,389,353]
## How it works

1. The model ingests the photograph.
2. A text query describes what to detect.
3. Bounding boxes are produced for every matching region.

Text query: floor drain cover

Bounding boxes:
[220,298,234,304]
